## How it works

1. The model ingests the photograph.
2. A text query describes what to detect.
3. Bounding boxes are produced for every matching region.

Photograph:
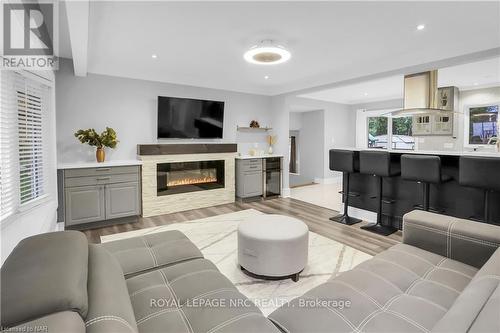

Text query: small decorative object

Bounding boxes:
[250,120,260,128]
[74,127,118,163]
[267,135,277,154]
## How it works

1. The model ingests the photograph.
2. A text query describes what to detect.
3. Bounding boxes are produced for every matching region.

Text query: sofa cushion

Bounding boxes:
[269,243,477,333]
[431,247,500,332]
[102,230,203,278]
[85,244,138,333]
[0,231,89,328]
[126,258,279,333]
[1,311,86,333]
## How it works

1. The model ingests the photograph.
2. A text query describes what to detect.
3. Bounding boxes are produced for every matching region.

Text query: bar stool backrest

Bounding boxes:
[359,150,400,177]
[329,149,359,173]
[459,156,500,191]
[401,155,442,184]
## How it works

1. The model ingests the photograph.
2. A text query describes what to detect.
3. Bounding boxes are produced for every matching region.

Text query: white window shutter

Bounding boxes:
[1,71,50,222]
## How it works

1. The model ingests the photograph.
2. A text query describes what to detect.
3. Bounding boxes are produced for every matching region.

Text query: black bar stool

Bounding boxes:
[359,151,399,236]
[401,154,452,211]
[459,156,500,224]
[329,149,362,225]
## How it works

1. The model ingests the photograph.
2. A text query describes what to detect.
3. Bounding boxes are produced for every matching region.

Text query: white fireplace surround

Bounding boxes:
[139,152,236,217]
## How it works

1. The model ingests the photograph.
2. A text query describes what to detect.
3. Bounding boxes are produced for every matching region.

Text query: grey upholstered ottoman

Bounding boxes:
[238,214,309,281]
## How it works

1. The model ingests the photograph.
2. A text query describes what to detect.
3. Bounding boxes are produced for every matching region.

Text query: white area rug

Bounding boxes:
[101,209,372,315]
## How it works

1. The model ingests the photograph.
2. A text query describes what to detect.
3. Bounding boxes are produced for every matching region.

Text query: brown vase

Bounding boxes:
[96,147,105,163]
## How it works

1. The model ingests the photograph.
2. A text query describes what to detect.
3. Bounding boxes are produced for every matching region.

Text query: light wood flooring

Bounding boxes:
[82,197,401,256]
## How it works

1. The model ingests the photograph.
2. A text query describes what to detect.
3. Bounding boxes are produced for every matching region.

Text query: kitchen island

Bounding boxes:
[336,148,500,229]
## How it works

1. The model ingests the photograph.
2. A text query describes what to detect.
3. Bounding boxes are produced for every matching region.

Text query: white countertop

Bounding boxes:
[334,147,500,158]
[236,154,284,160]
[57,160,143,169]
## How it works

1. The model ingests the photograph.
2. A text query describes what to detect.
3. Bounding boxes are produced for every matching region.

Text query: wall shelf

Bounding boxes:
[237,126,272,132]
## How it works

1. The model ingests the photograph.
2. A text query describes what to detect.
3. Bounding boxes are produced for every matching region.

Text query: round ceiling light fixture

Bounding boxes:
[244,40,291,65]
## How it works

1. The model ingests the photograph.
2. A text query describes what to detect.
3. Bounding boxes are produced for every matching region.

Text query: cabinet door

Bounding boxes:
[65,185,105,226]
[242,171,263,197]
[105,182,140,220]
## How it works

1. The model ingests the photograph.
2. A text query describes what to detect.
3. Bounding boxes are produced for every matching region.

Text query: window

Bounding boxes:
[392,117,415,150]
[1,71,50,221]
[468,105,498,145]
[366,114,415,150]
[367,117,388,149]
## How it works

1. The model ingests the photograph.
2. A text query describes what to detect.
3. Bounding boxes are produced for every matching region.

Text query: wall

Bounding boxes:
[1,70,59,264]
[297,111,325,184]
[55,59,273,163]
[323,102,357,181]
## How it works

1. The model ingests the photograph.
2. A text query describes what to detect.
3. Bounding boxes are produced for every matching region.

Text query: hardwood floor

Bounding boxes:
[82,197,401,256]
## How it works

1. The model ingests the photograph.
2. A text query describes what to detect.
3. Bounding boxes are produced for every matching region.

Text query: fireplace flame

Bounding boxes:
[167,175,217,187]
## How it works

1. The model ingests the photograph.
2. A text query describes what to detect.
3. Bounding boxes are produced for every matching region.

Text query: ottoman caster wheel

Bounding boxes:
[292,273,300,282]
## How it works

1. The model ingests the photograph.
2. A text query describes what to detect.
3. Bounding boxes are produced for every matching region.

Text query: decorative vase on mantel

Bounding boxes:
[96,147,105,163]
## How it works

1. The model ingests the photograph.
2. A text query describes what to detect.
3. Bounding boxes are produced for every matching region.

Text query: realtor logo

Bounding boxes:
[2,2,58,70]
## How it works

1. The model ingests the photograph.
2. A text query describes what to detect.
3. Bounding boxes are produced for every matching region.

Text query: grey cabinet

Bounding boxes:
[105,182,140,220]
[58,165,141,228]
[65,185,105,226]
[236,159,263,198]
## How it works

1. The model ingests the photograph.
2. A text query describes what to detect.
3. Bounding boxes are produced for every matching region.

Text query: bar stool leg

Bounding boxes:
[484,190,490,223]
[361,176,397,236]
[330,173,362,225]
[423,182,430,211]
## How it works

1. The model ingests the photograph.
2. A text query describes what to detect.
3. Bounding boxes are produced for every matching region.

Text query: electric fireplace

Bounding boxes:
[157,160,225,196]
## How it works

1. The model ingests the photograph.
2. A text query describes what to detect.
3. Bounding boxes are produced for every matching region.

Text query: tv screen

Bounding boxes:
[157,96,224,139]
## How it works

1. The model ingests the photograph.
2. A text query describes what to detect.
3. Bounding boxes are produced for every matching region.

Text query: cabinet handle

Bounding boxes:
[96,168,111,171]
[96,177,110,181]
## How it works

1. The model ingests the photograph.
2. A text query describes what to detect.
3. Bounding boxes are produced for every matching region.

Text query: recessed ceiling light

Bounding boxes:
[473,82,479,86]
[244,40,291,65]
[416,24,425,31]
[151,54,158,59]
[364,92,369,96]
[264,75,270,80]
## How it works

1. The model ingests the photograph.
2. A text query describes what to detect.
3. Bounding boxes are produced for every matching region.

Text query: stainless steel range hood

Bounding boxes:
[385,70,456,118]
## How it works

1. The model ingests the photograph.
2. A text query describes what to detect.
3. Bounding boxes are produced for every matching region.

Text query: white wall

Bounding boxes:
[298,110,325,184]
[323,103,357,181]
[55,59,273,163]
[1,71,59,264]
[289,112,303,131]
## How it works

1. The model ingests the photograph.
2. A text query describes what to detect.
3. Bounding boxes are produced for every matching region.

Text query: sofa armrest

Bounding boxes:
[402,210,500,268]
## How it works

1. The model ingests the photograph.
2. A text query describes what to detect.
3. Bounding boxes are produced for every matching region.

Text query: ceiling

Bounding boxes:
[60,1,500,96]
[299,57,500,104]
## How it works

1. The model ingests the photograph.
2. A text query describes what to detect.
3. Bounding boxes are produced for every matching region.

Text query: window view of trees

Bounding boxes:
[368,116,415,150]
[368,117,388,149]
[392,117,415,150]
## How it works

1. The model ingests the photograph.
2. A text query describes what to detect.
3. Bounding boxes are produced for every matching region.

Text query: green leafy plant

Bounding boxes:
[74,127,118,149]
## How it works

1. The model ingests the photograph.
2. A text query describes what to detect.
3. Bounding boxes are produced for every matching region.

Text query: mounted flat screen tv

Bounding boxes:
[157,96,224,139]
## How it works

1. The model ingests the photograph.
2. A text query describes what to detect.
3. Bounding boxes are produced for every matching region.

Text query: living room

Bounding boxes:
[1,1,499,333]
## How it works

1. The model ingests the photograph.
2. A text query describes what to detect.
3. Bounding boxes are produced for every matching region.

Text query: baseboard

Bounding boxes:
[340,204,377,223]
[313,176,342,185]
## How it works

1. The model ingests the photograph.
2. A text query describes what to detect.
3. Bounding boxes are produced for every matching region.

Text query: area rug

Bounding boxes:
[101,209,372,315]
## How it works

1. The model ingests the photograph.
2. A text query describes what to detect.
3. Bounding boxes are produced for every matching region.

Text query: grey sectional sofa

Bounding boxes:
[1,210,499,333]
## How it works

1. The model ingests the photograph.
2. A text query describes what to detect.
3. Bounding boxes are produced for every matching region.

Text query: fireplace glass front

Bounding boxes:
[157,160,225,196]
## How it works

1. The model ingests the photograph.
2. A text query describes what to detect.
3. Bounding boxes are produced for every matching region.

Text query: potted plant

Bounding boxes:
[74,127,118,162]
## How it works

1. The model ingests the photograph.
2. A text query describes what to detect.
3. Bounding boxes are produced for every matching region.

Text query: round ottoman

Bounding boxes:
[237,214,309,282]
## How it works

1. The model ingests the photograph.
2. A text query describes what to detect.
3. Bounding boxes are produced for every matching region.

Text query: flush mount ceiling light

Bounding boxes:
[244,40,291,65]
[416,24,425,31]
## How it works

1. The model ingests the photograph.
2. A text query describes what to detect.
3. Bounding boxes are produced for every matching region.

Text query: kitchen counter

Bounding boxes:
[335,147,500,158]
[236,154,284,160]
[331,147,500,229]
[57,160,143,169]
